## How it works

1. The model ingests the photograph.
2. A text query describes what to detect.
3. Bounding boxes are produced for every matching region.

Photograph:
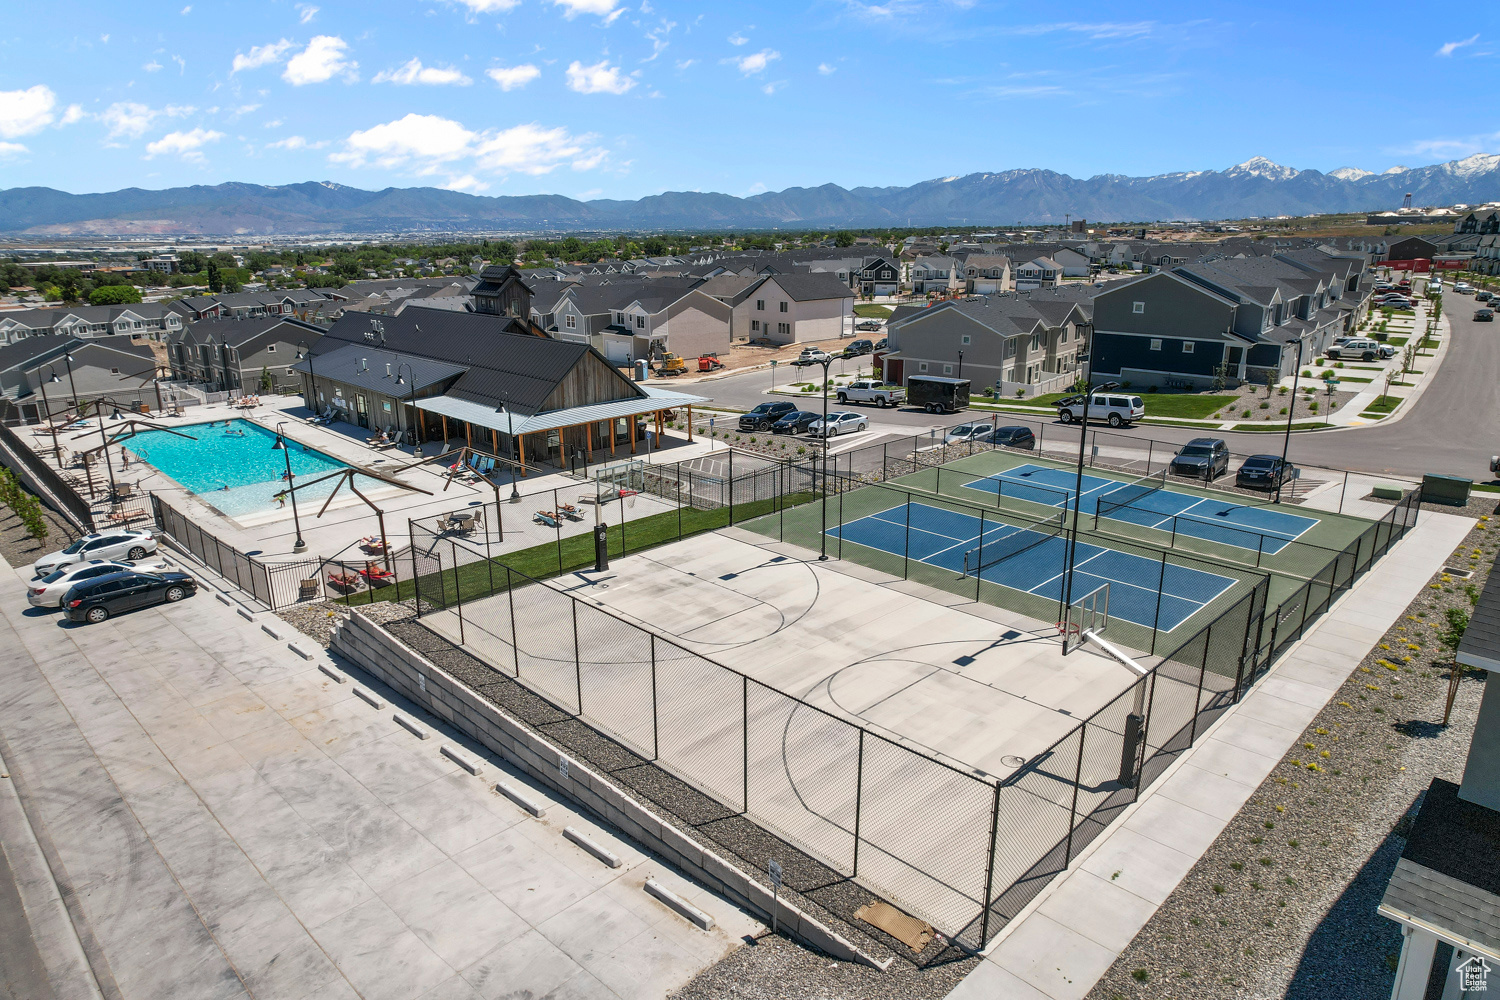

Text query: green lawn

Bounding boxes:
[1386,336,1409,346]
[1335,376,1374,383]
[854,304,893,319]
[1361,397,1402,418]
[1233,421,1334,432]
[987,391,1235,419]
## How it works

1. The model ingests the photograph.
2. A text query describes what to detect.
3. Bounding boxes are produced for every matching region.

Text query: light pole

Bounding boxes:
[395,362,423,455]
[497,392,521,503]
[215,333,233,394]
[1060,369,1116,628]
[295,340,317,415]
[271,423,308,553]
[1275,339,1304,504]
[957,350,964,380]
[794,354,835,560]
[37,366,62,462]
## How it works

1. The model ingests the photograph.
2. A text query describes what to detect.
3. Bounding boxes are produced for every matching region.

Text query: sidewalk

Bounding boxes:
[943,507,1474,1000]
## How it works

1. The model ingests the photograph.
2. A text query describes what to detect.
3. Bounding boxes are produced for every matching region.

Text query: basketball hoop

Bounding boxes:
[1055,620,1081,638]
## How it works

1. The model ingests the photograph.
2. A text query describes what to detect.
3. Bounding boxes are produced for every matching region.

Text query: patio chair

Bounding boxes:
[534,510,558,527]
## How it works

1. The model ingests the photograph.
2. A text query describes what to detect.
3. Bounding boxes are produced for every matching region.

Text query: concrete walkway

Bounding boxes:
[0,557,758,999]
[943,507,1474,1000]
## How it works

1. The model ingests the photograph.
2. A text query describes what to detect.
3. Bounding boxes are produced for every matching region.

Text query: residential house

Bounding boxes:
[882,290,1092,397]
[736,273,854,344]
[909,256,963,295]
[0,304,184,345]
[1455,210,1500,235]
[1474,234,1500,275]
[168,316,323,394]
[0,334,160,424]
[1014,257,1062,291]
[961,255,1013,294]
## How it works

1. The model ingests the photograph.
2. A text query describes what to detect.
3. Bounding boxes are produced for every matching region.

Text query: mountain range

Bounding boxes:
[3,155,1498,236]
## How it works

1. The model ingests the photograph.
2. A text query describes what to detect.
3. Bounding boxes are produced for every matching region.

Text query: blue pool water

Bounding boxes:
[124,419,381,518]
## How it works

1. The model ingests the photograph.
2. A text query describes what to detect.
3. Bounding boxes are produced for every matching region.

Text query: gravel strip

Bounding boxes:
[0,493,80,570]
[1361,491,1499,519]
[1086,514,1494,1000]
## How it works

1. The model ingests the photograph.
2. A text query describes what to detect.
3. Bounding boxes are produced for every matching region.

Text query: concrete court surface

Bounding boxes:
[0,556,759,1000]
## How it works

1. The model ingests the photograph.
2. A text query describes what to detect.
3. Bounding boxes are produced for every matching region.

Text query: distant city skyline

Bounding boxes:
[0,1,1496,199]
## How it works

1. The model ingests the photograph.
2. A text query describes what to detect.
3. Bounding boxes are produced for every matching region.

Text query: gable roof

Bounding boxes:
[754,272,855,302]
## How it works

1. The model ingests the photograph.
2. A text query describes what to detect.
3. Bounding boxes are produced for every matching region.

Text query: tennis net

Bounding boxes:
[1094,468,1168,518]
[962,510,1066,577]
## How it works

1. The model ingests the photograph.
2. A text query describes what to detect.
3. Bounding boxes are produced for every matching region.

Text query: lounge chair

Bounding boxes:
[534,510,558,527]
[359,563,395,587]
[557,504,584,521]
[328,571,361,591]
[358,536,388,555]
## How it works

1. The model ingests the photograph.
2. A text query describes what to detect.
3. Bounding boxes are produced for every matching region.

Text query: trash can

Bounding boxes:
[1421,472,1471,506]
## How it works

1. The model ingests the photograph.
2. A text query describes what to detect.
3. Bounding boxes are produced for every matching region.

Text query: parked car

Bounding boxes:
[1377,296,1414,309]
[797,347,832,364]
[808,412,869,437]
[1477,290,1494,303]
[1454,282,1475,294]
[62,569,198,624]
[739,401,798,431]
[944,423,991,444]
[843,339,876,356]
[1476,308,1495,322]
[1170,438,1230,479]
[1235,455,1296,490]
[33,529,158,577]
[1372,282,1394,293]
[1055,392,1145,427]
[985,425,1036,450]
[837,379,905,407]
[854,320,883,332]
[1326,338,1382,361]
[28,558,170,608]
[771,410,821,434]
[875,338,888,351]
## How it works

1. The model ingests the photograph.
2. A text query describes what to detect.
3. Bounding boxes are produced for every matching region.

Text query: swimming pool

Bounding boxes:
[124,419,382,518]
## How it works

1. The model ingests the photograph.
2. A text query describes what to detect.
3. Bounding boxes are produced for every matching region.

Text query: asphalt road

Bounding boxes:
[684,303,1487,481]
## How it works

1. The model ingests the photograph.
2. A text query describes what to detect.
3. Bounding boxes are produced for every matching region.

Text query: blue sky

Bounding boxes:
[0,1,1496,200]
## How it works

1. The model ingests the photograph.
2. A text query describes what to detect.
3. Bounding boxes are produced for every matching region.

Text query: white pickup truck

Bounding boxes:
[836,379,906,408]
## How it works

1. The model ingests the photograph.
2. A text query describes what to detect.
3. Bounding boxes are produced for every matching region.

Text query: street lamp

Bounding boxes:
[957,350,964,380]
[1275,339,1304,504]
[394,362,423,456]
[793,353,836,561]
[271,423,308,553]
[496,392,522,503]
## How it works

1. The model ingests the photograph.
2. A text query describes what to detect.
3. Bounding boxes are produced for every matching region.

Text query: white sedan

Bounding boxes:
[32,529,158,577]
[27,558,171,608]
[808,411,868,437]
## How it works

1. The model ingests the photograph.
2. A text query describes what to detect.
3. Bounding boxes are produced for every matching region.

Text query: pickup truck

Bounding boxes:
[836,379,906,408]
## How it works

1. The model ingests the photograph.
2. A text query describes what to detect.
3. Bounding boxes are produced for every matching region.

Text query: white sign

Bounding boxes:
[559,755,570,781]
[768,858,783,888]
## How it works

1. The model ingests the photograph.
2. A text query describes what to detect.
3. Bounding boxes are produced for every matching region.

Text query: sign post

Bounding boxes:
[768,859,782,935]
[770,358,778,390]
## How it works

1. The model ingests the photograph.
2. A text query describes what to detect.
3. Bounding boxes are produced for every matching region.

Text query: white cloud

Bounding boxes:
[60,104,85,125]
[0,85,57,138]
[1437,34,1480,56]
[267,135,326,150]
[728,32,749,45]
[486,64,541,90]
[818,62,836,75]
[146,127,223,161]
[283,36,357,85]
[565,59,635,94]
[450,0,520,11]
[0,141,27,156]
[172,55,187,74]
[180,4,191,12]
[263,119,284,128]
[100,34,109,43]
[231,103,262,116]
[99,102,195,140]
[761,80,786,95]
[296,3,319,22]
[232,39,294,73]
[444,174,489,192]
[329,112,607,179]
[734,49,779,74]
[675,58,696,70]
[373,58,473,85]
[553,0,619,19]
[144,60,164,72]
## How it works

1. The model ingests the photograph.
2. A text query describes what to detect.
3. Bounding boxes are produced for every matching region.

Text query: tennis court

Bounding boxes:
[829,501,1237,632]
[958,463,1319,555]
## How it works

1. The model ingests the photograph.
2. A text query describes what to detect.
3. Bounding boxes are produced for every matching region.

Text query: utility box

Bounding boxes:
[1422,472,1472,506]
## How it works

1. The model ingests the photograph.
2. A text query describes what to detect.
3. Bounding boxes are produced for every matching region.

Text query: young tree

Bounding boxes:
[834,231,856,248]
[89,284,143,306]
[206,259,222,293]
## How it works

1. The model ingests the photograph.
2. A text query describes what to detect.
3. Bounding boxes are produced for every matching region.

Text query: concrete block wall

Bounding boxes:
[331,611,890,971]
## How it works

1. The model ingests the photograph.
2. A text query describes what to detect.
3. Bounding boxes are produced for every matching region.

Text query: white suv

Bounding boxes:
[1326,338,1387,361]
[1056,392,1146,427]
[33,529,158,577]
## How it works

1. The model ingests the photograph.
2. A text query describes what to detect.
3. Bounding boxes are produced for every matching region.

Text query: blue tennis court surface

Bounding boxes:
[959,463,1319,555]
[828,502,1237,631]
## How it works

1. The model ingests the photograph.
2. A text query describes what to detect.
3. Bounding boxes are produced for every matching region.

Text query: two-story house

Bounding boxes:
[909,256,963,295]
[1014,257,1062,291]
[735,272,855,344]
[960,255,1013,294]
[168,316,324,394]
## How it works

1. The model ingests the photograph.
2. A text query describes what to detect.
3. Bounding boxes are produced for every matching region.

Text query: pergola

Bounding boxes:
[411,385,708,476]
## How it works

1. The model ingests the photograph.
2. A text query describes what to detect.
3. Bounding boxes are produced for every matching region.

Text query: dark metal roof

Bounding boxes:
[1459,547,1500,671]
[290,344,467,395]
[180,315,323,349]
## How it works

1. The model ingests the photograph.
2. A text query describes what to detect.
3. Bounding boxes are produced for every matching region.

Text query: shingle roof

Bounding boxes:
[1459,546,1500,671]
[756,272,854,302]
[183,315,322,349]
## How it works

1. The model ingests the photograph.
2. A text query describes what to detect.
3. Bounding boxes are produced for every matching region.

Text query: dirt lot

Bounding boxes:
[675,336,863,380]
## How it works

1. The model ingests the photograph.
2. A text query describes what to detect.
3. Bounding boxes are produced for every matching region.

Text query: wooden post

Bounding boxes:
[609,420,616,456]
[518,432,527,476]
[586,422,593,462]
[629,412,637,454]
[491,428,497,452]
[687,405,694,441]
[440,414,448,446]
[465,421,472,448]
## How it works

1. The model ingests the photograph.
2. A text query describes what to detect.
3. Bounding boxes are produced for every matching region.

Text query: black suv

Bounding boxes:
[739,401,798,431]
[1170,438,1230,479]
[63,569,198,624]
[843,339,875,357]
[772,410,821,434]
[1235,455,1294,490]
[988,425,1036,450]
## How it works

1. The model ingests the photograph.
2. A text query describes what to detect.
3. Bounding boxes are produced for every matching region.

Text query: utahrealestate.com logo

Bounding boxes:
[1459,955,1491,993]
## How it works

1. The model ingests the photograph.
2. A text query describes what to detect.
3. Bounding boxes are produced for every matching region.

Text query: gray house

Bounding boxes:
[168,316,324,394]
[0,334,161,423]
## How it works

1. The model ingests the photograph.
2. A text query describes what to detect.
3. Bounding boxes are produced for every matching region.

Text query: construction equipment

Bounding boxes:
[656,353,688,376]
[697,355,725,372]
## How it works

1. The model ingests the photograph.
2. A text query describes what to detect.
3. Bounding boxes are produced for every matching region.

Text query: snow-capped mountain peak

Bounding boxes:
[1446,154,1500,179]
[1383,166,1409,175]
[1329,166,1374,181]
[1226,157,1300,181]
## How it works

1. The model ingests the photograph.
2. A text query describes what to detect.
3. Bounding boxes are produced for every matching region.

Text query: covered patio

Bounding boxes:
[412,385,709,476]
